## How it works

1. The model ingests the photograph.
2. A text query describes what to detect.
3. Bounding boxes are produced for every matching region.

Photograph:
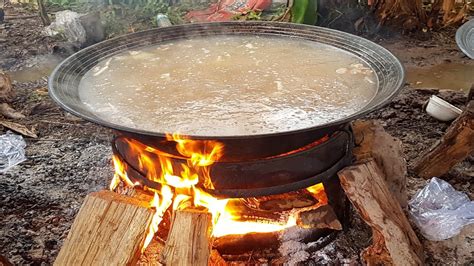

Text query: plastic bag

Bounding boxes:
[408,177,474,241]
[44,10,86,45]
[0,131,27,173]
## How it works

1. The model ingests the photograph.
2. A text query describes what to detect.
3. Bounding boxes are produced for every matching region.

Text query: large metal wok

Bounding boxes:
[49,21,405,162]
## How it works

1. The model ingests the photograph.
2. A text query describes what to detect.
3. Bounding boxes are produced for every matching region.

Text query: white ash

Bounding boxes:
[279,225,315,242]
[279,240,310,265]
[279,240,308,256]
[278,226,319,265]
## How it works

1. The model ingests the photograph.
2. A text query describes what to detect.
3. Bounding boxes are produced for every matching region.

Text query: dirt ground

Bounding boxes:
[0,4,473,265]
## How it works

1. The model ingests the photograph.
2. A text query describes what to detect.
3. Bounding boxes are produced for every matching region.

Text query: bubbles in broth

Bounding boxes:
[79,35,377,136]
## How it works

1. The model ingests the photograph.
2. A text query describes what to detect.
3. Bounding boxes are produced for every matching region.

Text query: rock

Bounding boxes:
[52,41,80,57]
[78,12,105,47]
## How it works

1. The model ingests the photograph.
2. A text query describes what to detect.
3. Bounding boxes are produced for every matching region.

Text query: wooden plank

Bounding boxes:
[54,190,154,266]
[160,209,212,266]
[338,159,424,266]
[352,120,408,207]
[414,101,474,179]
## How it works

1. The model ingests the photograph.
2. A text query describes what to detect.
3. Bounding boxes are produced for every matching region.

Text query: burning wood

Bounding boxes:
[214,232,279,255]
[242,190,319,211]
[295,204,342,231]
[109,134,332,241]
[56,130,347,265]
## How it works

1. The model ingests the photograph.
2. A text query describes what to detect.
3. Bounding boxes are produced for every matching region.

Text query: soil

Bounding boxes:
[0,3,473,265]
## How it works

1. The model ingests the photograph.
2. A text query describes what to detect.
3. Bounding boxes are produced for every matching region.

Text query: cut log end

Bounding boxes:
[54,190,154,266]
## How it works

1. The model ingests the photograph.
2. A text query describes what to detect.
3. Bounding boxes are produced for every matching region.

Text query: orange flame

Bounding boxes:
[142,186,173,252]
[110,155,138,190]
[110,135,328,252]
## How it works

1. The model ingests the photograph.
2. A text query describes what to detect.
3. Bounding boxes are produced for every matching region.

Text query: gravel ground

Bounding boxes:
[0,4,473,265]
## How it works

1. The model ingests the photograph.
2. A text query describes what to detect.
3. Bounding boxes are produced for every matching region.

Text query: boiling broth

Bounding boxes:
[79,35,378,136]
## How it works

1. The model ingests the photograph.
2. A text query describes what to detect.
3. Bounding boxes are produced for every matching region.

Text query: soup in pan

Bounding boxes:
[79,35,377,136]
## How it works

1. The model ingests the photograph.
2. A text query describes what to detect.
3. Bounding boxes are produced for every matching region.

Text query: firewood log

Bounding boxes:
[242,190,317,211]
[414,101,474,179]
[160,209,212,266]
[54,190,154,266]
[352,120,408,207]
[338,159,424,266]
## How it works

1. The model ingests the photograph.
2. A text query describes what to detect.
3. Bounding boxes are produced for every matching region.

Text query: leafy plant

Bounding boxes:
[233,9,263,21]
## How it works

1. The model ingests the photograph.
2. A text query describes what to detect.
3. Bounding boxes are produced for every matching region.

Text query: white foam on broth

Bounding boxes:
[78,35,378,136]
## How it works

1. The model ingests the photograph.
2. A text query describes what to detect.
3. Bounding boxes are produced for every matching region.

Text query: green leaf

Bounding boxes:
[291,0,317,25]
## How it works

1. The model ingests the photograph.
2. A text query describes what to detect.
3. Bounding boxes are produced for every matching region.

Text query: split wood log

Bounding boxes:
[54,190,154,266]
[414,101,474,179]
[352,120,408,207]
[295,204,342,230]
[338,159,424,266]
[160,209,212,266]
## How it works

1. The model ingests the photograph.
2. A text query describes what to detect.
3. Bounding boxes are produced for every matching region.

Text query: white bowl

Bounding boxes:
[425,95,463,121]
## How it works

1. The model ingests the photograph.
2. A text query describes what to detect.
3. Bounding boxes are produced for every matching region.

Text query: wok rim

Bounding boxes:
[455,19,474,59]
[48,21,405,140]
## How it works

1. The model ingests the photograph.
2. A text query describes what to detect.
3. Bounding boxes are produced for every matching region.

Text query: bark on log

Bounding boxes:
[54,190,154,266]
[160,209,212,266]
[338,159,424,266]
[414,101,474,179]
[352,120,408,207]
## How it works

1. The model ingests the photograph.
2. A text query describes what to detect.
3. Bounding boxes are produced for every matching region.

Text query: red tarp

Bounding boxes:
[185,0,272,22]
